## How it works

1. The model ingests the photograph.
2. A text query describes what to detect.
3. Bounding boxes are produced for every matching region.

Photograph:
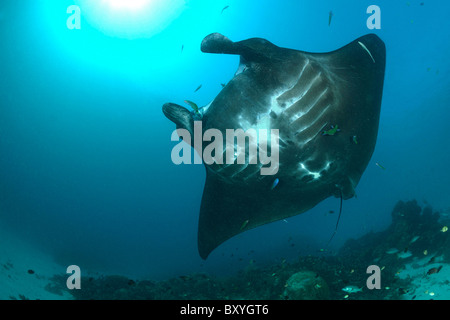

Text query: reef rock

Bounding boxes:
[283,270,329,300]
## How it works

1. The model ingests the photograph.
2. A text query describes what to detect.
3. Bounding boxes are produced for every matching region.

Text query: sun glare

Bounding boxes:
[105,0,151,11]
[76,0,185,39]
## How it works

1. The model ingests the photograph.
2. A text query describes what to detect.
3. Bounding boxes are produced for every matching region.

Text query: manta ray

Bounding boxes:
[163,33,386,259]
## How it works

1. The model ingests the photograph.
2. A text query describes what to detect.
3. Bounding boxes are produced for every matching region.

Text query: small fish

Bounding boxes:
[221,5,229,14]
[184,100,200,114]
[440,226,448,233]
[386,248,399,254]
[397,250,413,259]
[398,287,408,294]
[410,236,420,243]
[181,44,184,53]
[221,83,226,88]
[342,286,362,293]
[194,84,202,92]
[271,178,280,190]
[426,265,443,275]
[322,125,341,136]
[423,250,428,255]
[352,135,358,145]
[375,162,386,170]
[328,11,333,26]
[27,269,35,275]
[240,219,249,230]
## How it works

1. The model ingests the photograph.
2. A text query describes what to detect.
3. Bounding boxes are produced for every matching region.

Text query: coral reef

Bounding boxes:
[283,270,329,300]
[44,200,450,300]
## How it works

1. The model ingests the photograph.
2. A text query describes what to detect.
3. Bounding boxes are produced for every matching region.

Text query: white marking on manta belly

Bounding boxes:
[235,63,248,76]
[203,101,212,112]
[285,58,310,93]
[238,112,271,132]
[298,161,331,180]
[358,41,375,63]
[269,94,284,116]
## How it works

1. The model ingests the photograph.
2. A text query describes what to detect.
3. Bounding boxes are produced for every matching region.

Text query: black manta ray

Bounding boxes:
[163,33,386,259]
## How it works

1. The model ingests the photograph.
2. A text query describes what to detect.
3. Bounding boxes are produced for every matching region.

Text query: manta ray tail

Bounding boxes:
[326,188,344,247]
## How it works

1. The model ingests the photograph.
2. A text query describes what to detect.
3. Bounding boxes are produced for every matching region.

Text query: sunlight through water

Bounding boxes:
[77,0,186,39]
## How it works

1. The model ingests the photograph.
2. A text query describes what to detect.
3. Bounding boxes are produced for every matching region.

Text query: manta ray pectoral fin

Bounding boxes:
[199,172,291,259]
[198,174,334,259]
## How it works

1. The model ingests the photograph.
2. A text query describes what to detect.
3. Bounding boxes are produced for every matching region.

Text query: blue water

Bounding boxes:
[0,0,449,280]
